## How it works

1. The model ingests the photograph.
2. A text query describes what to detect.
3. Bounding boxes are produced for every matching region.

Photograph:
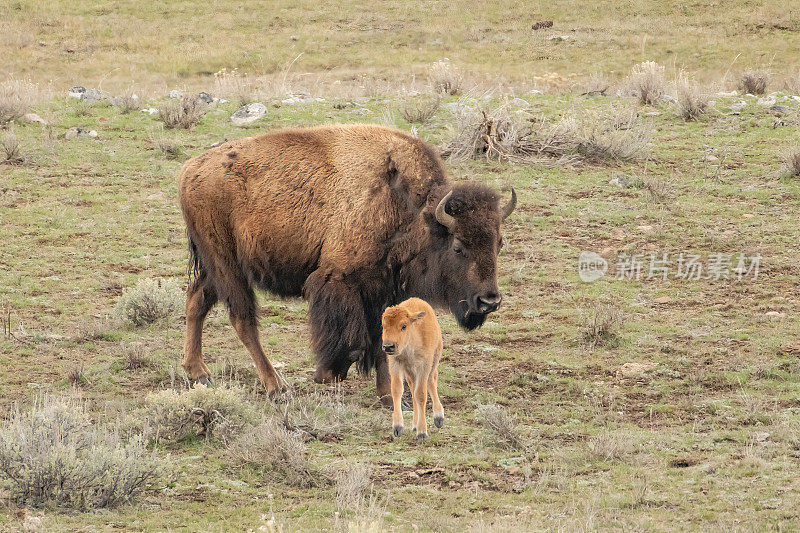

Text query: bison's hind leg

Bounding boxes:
[182,270,218,384]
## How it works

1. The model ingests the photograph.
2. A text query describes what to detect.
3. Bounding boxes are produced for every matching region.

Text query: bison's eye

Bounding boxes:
[401,324,407,331]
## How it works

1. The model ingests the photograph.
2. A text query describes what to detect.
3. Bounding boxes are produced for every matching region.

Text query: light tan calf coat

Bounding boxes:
[381,298,444,440]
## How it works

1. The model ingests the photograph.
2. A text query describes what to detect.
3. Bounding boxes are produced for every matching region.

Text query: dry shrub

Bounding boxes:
[157,95,207,129]
[148,128,183,159]
[581,305,622,348]
[214,67,255,105]
[112,91,141,114]
[784,69,800,93]
[285,389,383,440]
[0,397,164,509]
[399,93,440,124]
[124,342,153,370]
[582,73,609,96]
[227,419,316,487]
[587,430,635,461]
[428,60,465,95]
[145,384,259,442]
[739,69,770,95]
[114,277,184,327]
[780,147,800,178]
[443,101,651,165]
[1,132,24,164]
[477,403,524,450]
[674,73,710,120]
[625,61,666,105]
[334,462,372,513]
[0,76,38,124]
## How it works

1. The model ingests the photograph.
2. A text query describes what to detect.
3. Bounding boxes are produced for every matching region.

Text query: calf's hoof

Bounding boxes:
[393,425,404,438]
[434,415,445,428]
[416,431,428,441]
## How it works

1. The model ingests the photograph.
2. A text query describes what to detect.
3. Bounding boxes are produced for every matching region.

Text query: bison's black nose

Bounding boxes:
[476,292,502,313]
[382,342,396,355]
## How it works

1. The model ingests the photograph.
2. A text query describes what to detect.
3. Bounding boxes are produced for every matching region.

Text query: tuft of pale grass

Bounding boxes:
[477,403,525,450]
[334,462,372,513]
[564,107,653,162]
[739,69,770,95]
[428,60,465,95]
[581,73,609,96]
[213,67,254,105]
[157,95,207,129]
[779,147,800,178]
[587,430,635,461]
[114,277,184,327]
[112,90,141,114]
[784,69,800,94]
[625,61,666,105]
[145,383,259,442]
[148,128,183,159]
[227,419,317,487]
[399,93,440,123]
[0,76,38,124]
[581,305,623,348]
[674,73,710,121]
[1,132,24,164]
[0,397,164,509]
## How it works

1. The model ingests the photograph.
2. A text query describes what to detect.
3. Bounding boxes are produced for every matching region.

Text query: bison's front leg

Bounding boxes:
[375,350,392,407]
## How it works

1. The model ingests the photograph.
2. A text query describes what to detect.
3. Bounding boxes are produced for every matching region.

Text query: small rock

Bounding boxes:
[753,432,770,443]
[20,113,47,125]
[742,213,755,218]
[197,92,214,104]
[764,311,785,319]
[756,96,776,107]
[783,95,800,103]
[169,89,183,99]
[644,111,661,116]
[609,172,630,188]
[769,105,793,116]
[659,94,677,104]
[81,88,107,103]
[730,100,747,111]
[636,225,654,232]
[653,296,672,304]
[231,103,267,126]
[705,154,719,162]
[141,107,159,115]
[68,86,86,99]
[65,127,97,140]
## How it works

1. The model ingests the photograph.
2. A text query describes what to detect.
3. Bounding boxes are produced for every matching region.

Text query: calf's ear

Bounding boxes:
[411,311,426,322]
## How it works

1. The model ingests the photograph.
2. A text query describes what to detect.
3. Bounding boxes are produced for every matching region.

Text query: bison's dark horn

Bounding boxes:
[435,191,456,231]
[501,188,516,221]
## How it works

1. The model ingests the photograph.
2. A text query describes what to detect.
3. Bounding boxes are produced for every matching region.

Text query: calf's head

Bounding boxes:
[381,306,426,356]
[427,185,515,331]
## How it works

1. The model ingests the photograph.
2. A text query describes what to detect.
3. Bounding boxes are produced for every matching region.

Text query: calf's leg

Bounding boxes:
[429,368,445,428]
[413,380,429,440]
[390,371,404,437]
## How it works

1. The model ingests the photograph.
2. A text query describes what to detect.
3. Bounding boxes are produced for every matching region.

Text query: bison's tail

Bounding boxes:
[187,233,203,281]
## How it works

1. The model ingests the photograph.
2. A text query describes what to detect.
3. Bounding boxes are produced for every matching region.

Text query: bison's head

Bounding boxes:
[426,184,516,331]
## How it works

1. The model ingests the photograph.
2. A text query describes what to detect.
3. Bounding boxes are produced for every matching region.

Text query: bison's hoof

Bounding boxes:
[393,425,404,438]
[434,415,444,428]
[193,375,213,387]
[416,431,428,441]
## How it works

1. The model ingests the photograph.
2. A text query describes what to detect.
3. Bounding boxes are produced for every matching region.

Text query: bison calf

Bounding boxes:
[381,297,444,440]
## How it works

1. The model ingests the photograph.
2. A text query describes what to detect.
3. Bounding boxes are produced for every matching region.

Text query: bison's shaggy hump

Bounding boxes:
[177,123,514,399]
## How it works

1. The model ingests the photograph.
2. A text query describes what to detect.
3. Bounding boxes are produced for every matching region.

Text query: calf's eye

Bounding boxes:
[401,324,407,331]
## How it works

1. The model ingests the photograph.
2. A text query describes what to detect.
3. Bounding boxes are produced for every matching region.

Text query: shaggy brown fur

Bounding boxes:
[177,124,515,400]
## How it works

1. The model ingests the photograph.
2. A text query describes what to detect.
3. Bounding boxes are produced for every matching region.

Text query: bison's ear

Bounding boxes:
[410,311,426,322]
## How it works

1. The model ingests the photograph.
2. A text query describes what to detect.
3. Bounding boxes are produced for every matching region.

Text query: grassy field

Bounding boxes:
[2,2,800,532]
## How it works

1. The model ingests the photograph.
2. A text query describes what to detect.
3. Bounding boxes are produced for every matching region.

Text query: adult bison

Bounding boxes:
[178,124,515,402]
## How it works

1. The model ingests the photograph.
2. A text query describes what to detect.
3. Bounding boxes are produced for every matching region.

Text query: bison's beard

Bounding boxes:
[452,301,489,331]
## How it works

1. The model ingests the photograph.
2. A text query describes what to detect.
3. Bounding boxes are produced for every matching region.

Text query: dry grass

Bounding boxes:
[477,403,525,450]
[334,462,372,513]
[625,61,666,105]
[739,69,770,95]
[581,305,623,348]
[213,68,255,106]
[784,69,800,93]
[674,73,710,121]
[1,132,24,164]
[112,90,141,114]
[587,431,635,461]
[582,73,610,96]
[428,60,465,95]
[157,95,207,129]
[148,128,183,159]
[779,147,800,178]
[0,76,38,124]
[399,93,440,124]
[227,419,316,488]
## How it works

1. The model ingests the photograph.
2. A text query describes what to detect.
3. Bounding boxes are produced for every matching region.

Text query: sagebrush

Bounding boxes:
[739,69,769,95]
[626,61,666,105]
[428,60,465,95]
[674,73,710,120]
[157,95,207,129]
[114,277,184,326]
[399,93,440,124]
[0,76,38,124]
[0,397,164,509]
